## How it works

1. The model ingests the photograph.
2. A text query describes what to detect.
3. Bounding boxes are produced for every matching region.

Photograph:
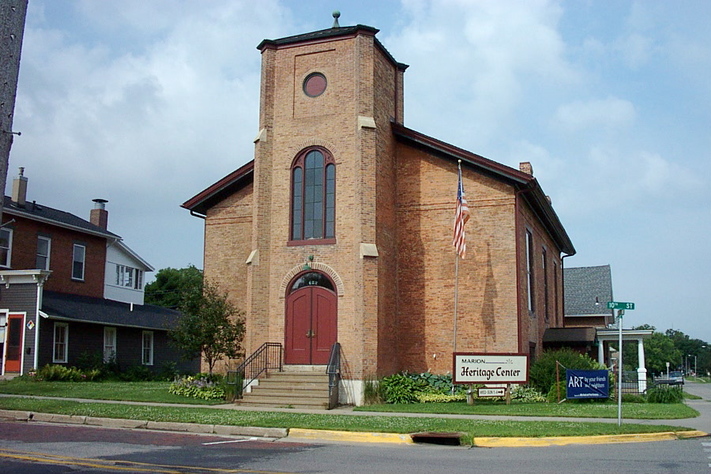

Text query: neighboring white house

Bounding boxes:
[104,240,154,305]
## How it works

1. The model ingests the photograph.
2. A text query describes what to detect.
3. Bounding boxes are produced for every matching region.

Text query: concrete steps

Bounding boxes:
[238,370,331,409]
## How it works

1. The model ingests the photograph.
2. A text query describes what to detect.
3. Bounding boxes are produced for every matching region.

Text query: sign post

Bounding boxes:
[607,301,635,426]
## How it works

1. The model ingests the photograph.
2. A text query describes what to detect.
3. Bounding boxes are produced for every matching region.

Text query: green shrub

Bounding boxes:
[380,373,426,404]
[35,364,103,382]
[75,351,105,372]
[646,386,684,403]
[622,393,646,403]
[416,392,466,403]
[169,375,226,400]
[405,372,461,394]
[510,385,547,403]
[529,348,602,395]
[156,361,179,381]
[118,365,155,382]
[546,380,567,403]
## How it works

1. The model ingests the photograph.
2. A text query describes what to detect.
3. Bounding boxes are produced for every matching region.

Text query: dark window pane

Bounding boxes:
[290,272,335,292]
[291,149,335,241]
[292,168,303,239]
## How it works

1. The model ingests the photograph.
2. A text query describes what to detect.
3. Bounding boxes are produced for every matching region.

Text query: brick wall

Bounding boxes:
[516,196,566,359]
[395,149,521,374]
[199,28,569,382]
[203,182,253,373]
[6,215,106,298]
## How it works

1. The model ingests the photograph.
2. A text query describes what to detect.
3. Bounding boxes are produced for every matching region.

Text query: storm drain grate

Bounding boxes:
[410,432,463,446]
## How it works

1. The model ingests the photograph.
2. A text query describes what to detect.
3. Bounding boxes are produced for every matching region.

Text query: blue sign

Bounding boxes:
[566,370,609,399]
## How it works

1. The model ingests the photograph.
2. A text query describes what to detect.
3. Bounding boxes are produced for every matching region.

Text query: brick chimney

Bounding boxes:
[90,198,108,230]
[519,162,533,176]
[11,167,28,207]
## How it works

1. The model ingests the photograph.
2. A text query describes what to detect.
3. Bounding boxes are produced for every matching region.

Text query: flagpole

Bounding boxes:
[453,252,460,355]
[452,159,469,395]
[453,159,463,370]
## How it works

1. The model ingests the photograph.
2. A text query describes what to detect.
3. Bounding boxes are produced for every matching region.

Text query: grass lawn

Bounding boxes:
[0,379,223,405]
[355,400,699,420]
[0,397,694,445]
[0,379,701,444]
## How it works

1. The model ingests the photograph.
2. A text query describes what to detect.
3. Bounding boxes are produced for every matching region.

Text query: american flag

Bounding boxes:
[453,162,470,258]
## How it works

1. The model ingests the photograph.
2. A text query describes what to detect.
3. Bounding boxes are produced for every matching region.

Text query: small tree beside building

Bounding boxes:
[169,276,245,375]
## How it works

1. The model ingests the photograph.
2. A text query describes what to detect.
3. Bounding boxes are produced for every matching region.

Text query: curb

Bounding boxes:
[288,428,414,444]
[472,430,709,448]
[1,409,706,447]
[0,409,288,439]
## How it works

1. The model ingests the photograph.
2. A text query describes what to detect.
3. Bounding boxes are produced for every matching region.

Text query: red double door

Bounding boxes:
[284,286,337,365]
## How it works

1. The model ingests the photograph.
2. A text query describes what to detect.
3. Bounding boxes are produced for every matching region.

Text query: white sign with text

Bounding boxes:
[453,353,529,384]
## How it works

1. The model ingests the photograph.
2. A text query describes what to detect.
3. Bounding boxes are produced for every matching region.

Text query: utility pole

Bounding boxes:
[0,0,28,225]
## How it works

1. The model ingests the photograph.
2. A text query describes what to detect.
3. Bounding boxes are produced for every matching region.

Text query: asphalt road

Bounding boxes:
[0,420,709,473]
[0,382,709,473]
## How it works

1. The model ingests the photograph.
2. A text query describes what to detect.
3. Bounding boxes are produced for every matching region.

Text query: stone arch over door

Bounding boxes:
[284,270,338,365]
[280,262,345,296]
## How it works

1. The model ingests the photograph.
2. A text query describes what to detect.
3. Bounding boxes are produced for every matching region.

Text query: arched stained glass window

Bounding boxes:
[290,272,335,293]
[290,148,336,243]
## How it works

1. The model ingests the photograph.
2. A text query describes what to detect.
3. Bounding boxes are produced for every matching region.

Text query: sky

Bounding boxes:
[8,1,711,342]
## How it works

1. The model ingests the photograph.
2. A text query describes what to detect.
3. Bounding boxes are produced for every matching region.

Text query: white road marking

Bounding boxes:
[202,438,259,445]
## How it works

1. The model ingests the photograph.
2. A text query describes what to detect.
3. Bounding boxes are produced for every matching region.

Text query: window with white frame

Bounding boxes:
[135,269,144,290]
[53,322,68,363]
[115,265,144,289]
[72,244,86,280]
[0,228,12,268]
[142,331,154,366]
[36,235,51,270]
[103,327,116,363]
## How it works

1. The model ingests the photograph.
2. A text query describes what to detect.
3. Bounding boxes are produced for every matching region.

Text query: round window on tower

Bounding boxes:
[303,72,327,97]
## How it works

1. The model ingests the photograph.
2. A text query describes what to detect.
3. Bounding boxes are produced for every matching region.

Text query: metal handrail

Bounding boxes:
[227,342,282,400]
[326,342,341,409]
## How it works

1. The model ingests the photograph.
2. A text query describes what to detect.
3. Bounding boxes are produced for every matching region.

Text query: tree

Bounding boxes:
[170,279,245,375]
[145,266,203,309]
[643,332,682,375]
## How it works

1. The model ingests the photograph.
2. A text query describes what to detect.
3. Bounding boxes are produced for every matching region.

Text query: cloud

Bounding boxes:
[552,145,704,218]
[385,0,577,147]
[11,0,294,270]
[553,97,636,132]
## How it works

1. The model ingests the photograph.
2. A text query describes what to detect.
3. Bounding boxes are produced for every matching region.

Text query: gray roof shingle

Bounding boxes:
[564,265,614,317]
[4,196,119,239]
[42,291,181,331]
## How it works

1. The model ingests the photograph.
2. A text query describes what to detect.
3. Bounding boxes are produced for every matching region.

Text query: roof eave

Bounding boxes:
[392,122,532,185]
[182,161,255,216]
[257,25,408,71]
[3,206,121,241]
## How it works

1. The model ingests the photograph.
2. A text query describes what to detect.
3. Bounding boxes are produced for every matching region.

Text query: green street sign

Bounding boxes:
[607,301,635,310]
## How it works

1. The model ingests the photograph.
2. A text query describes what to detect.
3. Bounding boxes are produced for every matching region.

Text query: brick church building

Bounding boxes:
[183,19,575,405]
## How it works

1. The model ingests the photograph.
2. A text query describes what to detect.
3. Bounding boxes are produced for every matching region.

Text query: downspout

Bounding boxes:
[561,253,573,328]
[34,282,41,371]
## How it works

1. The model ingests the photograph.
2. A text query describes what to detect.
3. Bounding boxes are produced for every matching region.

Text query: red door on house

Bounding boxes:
[285,272,337,365]
[4,314,24,373]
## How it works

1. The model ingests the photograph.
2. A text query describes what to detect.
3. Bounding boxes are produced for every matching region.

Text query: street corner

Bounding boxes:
[288,428,414,444]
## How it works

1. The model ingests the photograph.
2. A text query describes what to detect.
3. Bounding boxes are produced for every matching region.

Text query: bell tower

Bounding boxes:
[245,13,408,378]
